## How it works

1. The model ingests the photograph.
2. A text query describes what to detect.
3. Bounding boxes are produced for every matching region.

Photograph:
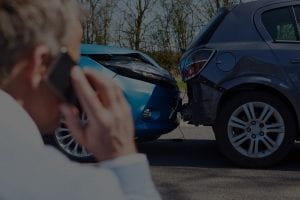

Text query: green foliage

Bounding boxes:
[176,79,187,92]
[145,50,181,75]
[277,24,297,41]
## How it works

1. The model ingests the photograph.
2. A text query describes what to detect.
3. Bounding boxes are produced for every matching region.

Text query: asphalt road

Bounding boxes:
[138,123,300,200]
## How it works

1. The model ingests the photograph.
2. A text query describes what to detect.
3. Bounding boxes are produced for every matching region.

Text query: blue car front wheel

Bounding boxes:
[54,113,95,162]
[53,112,162,162]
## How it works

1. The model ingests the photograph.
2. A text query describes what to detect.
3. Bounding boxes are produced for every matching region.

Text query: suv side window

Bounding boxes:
[262,7,299,41]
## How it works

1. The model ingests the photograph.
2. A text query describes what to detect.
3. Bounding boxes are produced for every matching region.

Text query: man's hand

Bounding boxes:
[60,67,137,162]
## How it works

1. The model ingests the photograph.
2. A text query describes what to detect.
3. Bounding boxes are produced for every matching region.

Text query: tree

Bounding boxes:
[200,0,238,18]
[170,0,198,51]
[148,0,173,52]
[154,0,204,52]
[116,0,158,50]
[82,0,116,44]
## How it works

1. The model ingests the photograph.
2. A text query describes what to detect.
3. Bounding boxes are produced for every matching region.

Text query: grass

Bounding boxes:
[176,79,187,92]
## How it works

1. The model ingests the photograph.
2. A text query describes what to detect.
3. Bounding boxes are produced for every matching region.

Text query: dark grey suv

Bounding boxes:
[179,0,300,167]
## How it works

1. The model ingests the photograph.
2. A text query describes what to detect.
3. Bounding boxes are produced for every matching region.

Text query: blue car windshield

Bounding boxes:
[187,7,229,50]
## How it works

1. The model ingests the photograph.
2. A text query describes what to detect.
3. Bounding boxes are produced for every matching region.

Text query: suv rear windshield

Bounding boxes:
[262,6,300,41]
[187,7,229,50]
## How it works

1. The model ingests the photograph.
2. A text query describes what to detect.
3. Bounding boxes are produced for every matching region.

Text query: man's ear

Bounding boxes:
[25,45,49,89]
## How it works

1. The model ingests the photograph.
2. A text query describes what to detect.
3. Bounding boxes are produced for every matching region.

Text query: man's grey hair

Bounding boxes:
[0,0,82,81]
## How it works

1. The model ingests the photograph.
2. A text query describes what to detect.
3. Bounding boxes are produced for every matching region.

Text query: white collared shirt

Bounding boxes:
[0,90,161,200]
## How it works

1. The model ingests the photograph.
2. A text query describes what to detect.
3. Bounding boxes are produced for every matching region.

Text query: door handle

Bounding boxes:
[290,59,300,64]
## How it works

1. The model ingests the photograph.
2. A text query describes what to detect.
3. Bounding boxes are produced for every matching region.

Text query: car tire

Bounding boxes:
[53,113,95,162]
[213,91,296,168]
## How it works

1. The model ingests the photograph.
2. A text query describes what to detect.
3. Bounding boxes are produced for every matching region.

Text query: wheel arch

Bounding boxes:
[217,83,299,137]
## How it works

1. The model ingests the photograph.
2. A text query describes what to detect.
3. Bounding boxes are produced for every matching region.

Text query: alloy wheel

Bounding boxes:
[227,102,285,158]
[54,113,92,158]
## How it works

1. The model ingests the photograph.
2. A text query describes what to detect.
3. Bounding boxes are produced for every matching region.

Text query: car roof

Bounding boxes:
[237,0,294,10]
[80,44,139,55]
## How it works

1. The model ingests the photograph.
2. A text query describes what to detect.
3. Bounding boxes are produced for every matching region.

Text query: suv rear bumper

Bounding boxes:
[181,78,223,126]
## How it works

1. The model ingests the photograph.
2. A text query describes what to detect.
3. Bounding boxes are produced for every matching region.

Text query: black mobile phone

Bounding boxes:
[46,51,79,105]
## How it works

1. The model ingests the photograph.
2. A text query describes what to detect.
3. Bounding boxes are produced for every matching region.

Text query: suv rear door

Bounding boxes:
[257,3,300,89]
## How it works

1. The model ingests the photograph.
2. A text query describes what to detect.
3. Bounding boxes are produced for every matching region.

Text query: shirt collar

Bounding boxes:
[0,89,43,147]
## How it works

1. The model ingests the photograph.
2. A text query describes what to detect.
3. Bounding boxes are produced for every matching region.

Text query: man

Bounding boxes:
[0,0,161,199]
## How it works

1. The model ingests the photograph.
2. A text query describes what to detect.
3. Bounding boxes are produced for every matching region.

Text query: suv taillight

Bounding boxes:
[181,49,215,81]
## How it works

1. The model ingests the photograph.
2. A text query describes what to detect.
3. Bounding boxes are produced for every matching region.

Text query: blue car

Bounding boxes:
[51,44,180,161]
